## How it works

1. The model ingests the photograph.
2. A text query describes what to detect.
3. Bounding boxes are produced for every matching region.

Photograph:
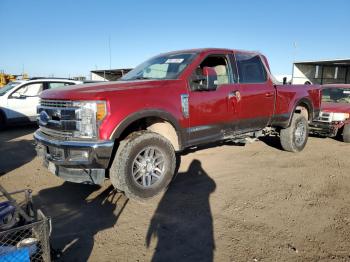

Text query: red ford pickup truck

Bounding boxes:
[34,48,321,200]
[310,84,350,142]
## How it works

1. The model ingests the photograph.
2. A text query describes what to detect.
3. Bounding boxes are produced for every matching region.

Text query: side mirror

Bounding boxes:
[283,77,287,85]
[203,67,218,91]
[11,93,25,99]
[192,67,217,91]
[192,75,206,83]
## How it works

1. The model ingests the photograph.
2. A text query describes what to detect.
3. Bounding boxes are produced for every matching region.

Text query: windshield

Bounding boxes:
[0,82,21,96]
[121,53,197,81]
[322,87,350,104]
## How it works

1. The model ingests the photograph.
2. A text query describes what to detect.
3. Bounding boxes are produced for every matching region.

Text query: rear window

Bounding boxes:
[47,82,74,89]
[322,87,350,104]
[236,53,267,83]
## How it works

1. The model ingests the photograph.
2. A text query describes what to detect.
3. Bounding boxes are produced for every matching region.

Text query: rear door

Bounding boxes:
[187,53,239,145]
[234,52,275,133]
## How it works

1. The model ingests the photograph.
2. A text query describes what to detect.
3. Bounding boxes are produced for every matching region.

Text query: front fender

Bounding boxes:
[109,109,185,149]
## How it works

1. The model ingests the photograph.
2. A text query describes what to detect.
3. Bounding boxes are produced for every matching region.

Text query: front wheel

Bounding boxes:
[110,131,176,201]
[280,114,309,152]
[343,124,350,143]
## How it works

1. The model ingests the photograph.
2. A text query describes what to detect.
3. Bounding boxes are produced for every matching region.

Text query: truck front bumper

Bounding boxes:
[309,121,344,137]
[34,130,114,185]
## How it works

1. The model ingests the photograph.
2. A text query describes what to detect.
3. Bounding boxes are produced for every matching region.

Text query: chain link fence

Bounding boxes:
[0,188,51,262]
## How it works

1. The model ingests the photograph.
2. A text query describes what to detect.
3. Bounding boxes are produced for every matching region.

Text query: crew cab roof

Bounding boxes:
[160,48,262,56]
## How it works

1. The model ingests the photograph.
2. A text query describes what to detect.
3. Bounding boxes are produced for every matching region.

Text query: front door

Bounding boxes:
[6,82,44,121]
[187,54,239,145]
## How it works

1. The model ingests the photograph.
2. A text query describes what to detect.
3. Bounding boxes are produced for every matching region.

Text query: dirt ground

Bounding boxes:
[1,126,350,262]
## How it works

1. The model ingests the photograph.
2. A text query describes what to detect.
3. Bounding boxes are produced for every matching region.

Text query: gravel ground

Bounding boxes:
[1,126,350,262]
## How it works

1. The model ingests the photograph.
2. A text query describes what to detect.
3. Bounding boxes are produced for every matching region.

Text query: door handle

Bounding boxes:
[228,91,236,99]
[265,92,274,97]
[228,90,241,101]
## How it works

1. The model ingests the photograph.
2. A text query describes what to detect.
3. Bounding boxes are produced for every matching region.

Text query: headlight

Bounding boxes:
[331,112,350,122]
[73,101,107,139]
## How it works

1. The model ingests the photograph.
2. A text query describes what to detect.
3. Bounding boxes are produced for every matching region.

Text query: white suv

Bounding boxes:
[0,78,82,128]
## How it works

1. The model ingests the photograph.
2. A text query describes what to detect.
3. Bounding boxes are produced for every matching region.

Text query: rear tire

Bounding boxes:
[280,114,309,152]
[110,131,176,201]
[343,124,350,143]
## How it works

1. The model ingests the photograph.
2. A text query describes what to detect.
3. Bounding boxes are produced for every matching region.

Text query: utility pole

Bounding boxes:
[290,42,298,84]
[293,42,298,62]
[109,36,112,70]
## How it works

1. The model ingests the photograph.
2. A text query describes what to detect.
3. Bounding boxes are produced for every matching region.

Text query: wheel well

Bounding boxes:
[295,103,310,121]
[118,117,180,151]
[0,109,6,124]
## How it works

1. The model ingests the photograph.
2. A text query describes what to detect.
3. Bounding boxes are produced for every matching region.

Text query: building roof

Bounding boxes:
[294,58,350,66]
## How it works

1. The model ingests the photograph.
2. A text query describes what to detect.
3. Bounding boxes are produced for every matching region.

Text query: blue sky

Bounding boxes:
[1,0,349,78]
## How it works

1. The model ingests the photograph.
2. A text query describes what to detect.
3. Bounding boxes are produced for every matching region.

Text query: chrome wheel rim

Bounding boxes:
[295,121,306,146]
[132,147,165,188]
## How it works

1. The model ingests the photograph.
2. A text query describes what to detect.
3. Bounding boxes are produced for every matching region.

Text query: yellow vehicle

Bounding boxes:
[0,72,28,87]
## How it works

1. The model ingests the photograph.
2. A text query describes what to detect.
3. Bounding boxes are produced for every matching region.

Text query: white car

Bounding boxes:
[0,78,82,128]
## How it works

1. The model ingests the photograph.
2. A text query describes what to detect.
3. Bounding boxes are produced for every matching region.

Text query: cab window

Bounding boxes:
[191,55,231,91]
[236,53,267,83]
[12,83,43,97]
[47,82,74,89]
[322,87,350,103]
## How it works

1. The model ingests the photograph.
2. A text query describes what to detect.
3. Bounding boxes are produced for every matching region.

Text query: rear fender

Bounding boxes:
[286,98,313,128]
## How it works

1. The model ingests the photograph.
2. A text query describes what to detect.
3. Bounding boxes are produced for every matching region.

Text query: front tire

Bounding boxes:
[280,114,309,152]
[110,131,176,201]
[343,124,350,143]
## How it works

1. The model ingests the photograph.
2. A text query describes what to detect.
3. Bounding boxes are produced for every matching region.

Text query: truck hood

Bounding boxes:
[40,80,172,100]
[322,102,350,113]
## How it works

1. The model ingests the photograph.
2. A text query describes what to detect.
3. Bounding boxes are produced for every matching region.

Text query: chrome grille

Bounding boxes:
[40,127,73,139]
[40,99,73,108]
[38,99,77,140]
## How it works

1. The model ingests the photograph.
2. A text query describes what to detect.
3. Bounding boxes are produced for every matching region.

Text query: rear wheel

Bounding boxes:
[110,131,176,201]
[280,114,309,152]
[343,124,350,143]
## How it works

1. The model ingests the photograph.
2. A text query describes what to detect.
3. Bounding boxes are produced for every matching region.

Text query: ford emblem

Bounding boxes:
[39,111,50,126]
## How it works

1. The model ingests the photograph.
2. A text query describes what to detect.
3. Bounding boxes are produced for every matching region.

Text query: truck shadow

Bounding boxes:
[34,182,128,262]
[259,135,283,150]
[146,160,216,262]
[0,125,37,176]
[181,140,245,156]
[0,125,37,143]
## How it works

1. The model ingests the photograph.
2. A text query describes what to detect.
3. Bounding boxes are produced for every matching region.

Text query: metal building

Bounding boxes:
[292,59,350,85]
